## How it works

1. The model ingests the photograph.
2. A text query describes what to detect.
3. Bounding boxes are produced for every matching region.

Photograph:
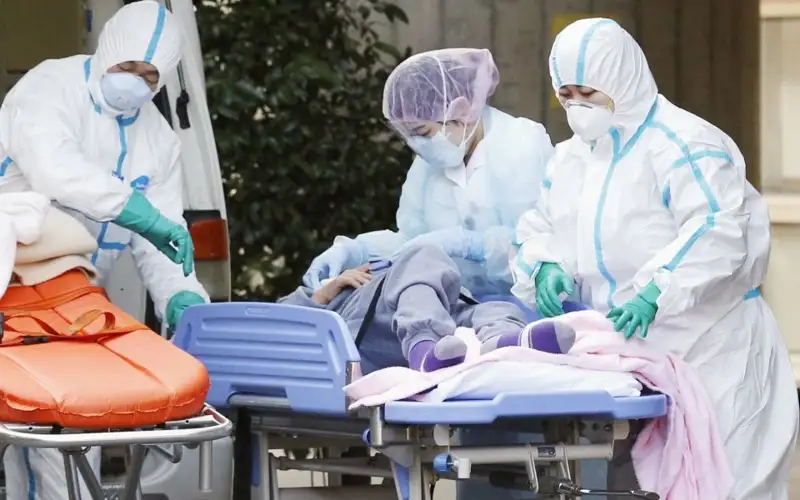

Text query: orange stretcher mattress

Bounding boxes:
[0,270,209,429]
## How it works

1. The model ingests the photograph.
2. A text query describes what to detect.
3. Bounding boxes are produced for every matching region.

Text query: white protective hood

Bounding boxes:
[87,0,184,117]
[548,18,658,144]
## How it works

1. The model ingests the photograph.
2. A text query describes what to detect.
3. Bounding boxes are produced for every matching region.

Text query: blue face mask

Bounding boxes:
[100,72,153,113]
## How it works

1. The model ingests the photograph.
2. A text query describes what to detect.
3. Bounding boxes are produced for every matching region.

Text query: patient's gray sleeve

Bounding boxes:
[277,287,326,309]
[381,244,462,358]
[453,301,526,342]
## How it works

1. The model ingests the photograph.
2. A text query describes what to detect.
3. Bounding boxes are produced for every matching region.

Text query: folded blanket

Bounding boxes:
[344,310,733,500]
[14,205,97,285]
[0,193,50,297]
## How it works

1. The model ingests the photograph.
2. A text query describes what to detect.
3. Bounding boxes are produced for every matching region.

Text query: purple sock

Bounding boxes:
[481,320,576,355]
[408,337,468,372]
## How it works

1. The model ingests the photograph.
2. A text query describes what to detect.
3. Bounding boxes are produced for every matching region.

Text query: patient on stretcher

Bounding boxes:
[280,245,576,374]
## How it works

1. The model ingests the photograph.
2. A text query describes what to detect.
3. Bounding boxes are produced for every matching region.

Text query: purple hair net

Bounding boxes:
[382,48,499,130]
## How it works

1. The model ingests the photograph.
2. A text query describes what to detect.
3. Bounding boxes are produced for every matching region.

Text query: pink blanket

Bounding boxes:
[344,310,733,500]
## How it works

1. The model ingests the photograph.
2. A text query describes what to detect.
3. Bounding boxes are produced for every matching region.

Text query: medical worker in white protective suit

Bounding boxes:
[303,48,554,297]
[0,2,209,498]
[512,18,799,498]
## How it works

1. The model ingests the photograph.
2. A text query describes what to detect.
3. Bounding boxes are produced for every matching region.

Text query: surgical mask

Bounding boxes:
[100,72,153,113]
[408,123,477,169]
[565,100,614,143]
[409,134,466,169]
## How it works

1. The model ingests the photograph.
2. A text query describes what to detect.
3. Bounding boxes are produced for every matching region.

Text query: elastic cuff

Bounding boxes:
[408,339,435,370]
[645,268,676,313]
[639,281,661,305]
[514,252,541,279]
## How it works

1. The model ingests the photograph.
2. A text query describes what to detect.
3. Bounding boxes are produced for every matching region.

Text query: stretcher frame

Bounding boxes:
[0,403,232,500]
[236,395,661,500]
[174,302,666,500]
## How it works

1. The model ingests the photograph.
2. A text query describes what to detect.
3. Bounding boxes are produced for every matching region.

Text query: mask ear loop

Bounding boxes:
[460,113,481,149]
[438,59,481,149]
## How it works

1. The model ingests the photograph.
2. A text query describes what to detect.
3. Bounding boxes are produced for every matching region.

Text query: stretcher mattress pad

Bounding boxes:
[0,271,209,429]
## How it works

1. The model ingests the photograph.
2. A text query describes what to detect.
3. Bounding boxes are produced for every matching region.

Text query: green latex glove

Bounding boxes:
[166,291,206,331]
[607,281,661,339]
[534,262,575,318]
[115,191,194,276]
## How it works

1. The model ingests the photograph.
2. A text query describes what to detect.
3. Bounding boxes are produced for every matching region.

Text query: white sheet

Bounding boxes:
[420,361,642,402]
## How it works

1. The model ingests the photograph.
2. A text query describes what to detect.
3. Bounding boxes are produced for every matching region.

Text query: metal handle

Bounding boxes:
[199,440,213,492]
[570,488,660,500]
[541,477,660,499]
[0,405,232,448]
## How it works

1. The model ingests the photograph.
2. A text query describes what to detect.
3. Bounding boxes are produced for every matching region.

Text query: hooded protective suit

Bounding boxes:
[0,1,207,317]
[0,2,208,498]
[512,18,799,498]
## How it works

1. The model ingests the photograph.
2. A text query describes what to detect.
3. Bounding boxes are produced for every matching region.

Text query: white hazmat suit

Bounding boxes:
[0,2,207,498]
[513,18,799,499]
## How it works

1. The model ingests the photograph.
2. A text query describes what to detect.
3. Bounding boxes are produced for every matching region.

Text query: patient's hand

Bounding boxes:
[311,265,371,305]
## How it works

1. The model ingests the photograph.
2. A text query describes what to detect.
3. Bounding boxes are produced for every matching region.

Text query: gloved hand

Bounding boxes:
[607,281,661,339]
[303,239,369,290]
[114,192,194,276]
[165,290,206,331]
[396,228,484,261]
[534,263,574,318]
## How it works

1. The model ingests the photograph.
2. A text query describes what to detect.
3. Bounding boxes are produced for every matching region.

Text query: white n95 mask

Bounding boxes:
[565,100,613,143]
[100,72,153,114]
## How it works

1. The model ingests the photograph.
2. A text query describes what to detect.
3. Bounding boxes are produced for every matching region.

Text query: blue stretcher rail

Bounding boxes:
[173,301,667,423]
[173,302,361,415]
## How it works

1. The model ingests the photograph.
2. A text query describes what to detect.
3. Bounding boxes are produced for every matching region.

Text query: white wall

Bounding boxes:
[760,10,800,384]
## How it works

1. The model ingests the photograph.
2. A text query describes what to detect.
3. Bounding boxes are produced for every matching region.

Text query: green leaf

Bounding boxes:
[381,3,409,24]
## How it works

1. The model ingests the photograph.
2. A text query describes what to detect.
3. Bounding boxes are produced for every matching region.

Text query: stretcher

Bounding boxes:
[0,271,232,500]
[174,301,667,500]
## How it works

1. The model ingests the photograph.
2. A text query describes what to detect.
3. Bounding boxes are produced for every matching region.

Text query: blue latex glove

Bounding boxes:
[165,290,206,331]
[396,228,484,262]
[303,239,369,290]
[607,281,661,339]
[534,262,574,318]
[114,191,194,276]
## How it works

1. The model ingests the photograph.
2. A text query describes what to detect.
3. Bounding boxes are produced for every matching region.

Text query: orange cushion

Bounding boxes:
[0,271,209,429]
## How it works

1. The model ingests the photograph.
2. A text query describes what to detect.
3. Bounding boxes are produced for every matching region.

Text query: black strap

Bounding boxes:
[354,279,480,347]
[232,407,253,498]
[459,292,479,305]
[354,277,386,348]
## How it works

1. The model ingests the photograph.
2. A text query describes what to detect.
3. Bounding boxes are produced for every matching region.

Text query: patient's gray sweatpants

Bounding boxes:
[280,245,525,374]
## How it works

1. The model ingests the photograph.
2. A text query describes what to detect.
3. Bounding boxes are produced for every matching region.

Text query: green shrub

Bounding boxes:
[197,0,413,300]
